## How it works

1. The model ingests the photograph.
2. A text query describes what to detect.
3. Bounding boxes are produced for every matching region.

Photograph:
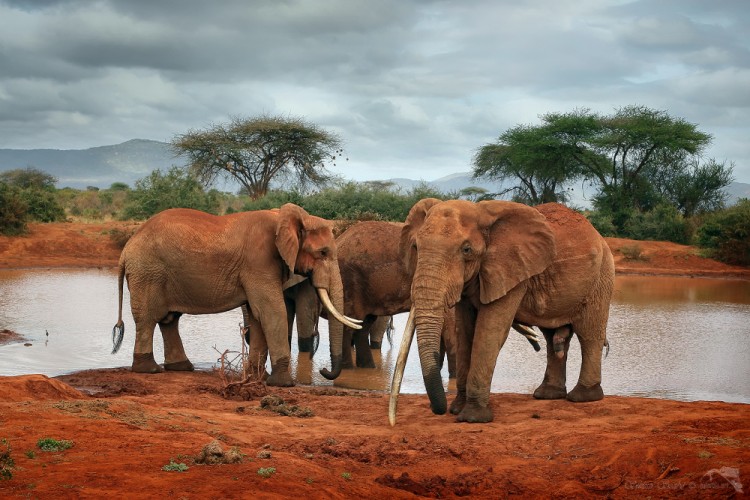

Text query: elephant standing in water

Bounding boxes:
[112,204,360,385]
[391,200,614,424]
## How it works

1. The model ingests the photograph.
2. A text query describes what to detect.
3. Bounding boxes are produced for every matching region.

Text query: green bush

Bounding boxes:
[622,203,692,244]
[697,199,750,266]
[300,181,448,221]
[585,210,617,237]
[122,167,220,220]
[0,182,28,235]
[19,188,66,222]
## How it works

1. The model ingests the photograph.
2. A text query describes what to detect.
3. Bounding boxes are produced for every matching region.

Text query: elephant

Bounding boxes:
[111,204,361,385]
[368,315,394,349]
[390,199,615,424]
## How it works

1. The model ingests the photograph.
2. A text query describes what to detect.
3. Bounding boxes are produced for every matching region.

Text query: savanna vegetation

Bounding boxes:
[0,110,747,266]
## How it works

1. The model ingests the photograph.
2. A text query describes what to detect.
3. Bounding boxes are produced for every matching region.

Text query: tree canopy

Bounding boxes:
[172,115,343,200]
[473,105,733,231]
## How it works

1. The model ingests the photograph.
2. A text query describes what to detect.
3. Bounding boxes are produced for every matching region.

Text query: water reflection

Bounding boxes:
[0,269,748,403]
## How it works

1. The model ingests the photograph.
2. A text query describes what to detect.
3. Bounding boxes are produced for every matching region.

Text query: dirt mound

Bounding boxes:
[0,374,86,401]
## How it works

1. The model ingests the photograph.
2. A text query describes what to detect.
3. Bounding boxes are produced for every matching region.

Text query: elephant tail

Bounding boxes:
[111,262,126,354]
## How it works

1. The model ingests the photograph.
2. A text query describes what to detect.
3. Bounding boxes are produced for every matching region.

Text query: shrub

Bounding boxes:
[0,182,28,235]
[122,167,220,220]
[19,188,66,222]
[697,199,750,266]
[585,210,617,237]
[623,203,692,244]
[162,459,189,472]
[37,438,73,452]
[0,439,14,480]
[620,244,649,262]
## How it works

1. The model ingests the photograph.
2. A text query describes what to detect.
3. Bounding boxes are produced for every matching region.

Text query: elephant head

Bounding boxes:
[395,199,556,415]
[274,203,361,380]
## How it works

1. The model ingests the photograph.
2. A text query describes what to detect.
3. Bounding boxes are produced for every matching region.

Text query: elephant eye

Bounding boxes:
[461,244,473,257]
[319,247,329,258]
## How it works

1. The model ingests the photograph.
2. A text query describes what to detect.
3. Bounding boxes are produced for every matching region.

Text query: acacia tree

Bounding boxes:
[172,115,343,199]
[472,120,587,205]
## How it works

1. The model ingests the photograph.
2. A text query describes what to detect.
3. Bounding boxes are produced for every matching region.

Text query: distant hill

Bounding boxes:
[0,139,185,189]
[0,140,747,206]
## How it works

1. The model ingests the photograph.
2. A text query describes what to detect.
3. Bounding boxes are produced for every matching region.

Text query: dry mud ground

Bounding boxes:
[0,221,748,498]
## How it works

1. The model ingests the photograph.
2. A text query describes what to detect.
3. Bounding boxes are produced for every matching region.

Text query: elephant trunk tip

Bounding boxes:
[319,355,342,380]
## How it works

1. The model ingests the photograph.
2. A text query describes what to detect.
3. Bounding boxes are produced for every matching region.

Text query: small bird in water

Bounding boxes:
[46,330,49,337]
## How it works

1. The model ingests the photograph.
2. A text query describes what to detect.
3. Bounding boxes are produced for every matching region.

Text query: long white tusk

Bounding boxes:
[317,289,362,330]
[389,307,416,427]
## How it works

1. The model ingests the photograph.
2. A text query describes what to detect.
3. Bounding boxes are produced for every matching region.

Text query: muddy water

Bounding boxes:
[0,270,748,403]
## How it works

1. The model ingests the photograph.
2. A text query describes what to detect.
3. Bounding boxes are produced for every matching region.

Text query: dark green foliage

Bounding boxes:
[697,199,750,265]
[241,190,304,211]
[585,211,617,237]
[122,167,220,220]
[0,167,57,190]
[300,181,448,221]
[19,188,66,222]
[623,204,692,244]
[0,439,13,480]
[0,182,28,235]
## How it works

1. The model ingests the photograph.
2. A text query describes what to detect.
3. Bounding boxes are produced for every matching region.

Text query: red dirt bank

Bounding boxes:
[0,222,748,498]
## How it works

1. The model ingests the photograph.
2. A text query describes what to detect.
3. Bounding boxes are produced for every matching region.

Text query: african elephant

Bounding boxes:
[390,200,614,424]
[111,204,360,385]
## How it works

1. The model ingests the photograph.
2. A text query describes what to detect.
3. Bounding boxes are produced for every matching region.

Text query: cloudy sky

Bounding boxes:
[0,0,748,183]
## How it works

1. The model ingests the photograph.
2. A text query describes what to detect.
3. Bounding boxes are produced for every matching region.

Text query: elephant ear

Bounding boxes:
[400,198,443,275]
[276,203,306,274]
[477,201,556,304]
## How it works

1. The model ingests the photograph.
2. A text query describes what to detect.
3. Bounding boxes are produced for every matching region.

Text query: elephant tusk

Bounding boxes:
[317,288,363,330]
[512,322,539,341]
[389,307,416,427]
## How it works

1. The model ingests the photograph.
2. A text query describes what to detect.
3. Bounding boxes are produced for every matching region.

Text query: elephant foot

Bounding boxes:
[533,383,567,400]
[164,359,195,371]
[567,382,604,402]
[132,352,161,373]
[355,357,376,369]
[456,400,493,423]
[266,357,294,387]
[449,392,466,415]
[298,337,315,353]
[369,341,381,349]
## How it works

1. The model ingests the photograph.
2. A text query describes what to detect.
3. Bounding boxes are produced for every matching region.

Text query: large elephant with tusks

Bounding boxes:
[390,200,614,424]
[112,205,361,385]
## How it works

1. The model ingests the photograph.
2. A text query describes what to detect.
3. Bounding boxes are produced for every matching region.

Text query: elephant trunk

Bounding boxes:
[318,263,346,380]
[412,271,450,415]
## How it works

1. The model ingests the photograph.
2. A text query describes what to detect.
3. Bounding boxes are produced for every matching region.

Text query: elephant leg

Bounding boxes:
[159,313,194,371]
[533,326,570,399]
[450,302,476,415]
[132,317,161,373]
[457,288,524,423]
[341,327,355,369]
[247,297,294,387]
[354,317,376,368]
[442,311,457,379]
[284,295,295,349]
[245,310,269,381]
[567,322,606,402]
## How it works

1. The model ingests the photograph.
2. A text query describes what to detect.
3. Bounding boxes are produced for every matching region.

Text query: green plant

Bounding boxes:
[37,438,74,452]
[257,467,276,478]
[25,450,35,459]
[697,199,750,266]
[0,182,28,235]
[0,439,14,480]
[162,459,189,472]
[341,472,352,481]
